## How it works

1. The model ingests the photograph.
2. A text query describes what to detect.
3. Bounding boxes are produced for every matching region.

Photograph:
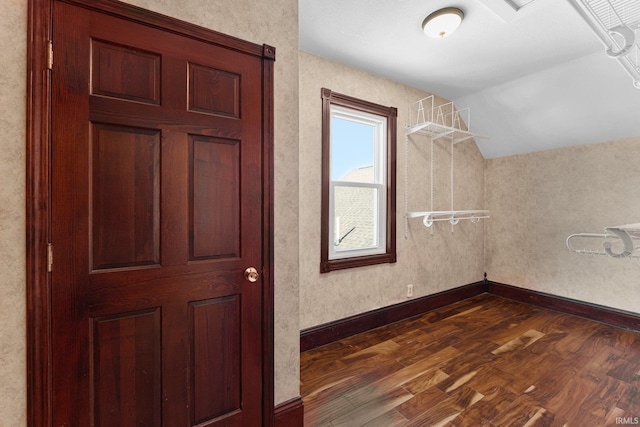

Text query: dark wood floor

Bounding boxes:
[300,294,640,426]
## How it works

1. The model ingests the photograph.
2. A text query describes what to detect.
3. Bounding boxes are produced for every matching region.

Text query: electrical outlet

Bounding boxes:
[407,284,414,298]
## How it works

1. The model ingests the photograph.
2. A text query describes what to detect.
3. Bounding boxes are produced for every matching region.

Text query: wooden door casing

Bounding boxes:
[26,0,275,426]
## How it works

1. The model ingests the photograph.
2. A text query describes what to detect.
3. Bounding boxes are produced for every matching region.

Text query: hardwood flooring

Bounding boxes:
[300,294,640,426]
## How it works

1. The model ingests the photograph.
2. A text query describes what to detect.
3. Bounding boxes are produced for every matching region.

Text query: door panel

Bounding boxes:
[190,296,241,423]
[188,64,240,118]
[91,309,162,426]
[91,123,161,270]
[190,135,241,260]
[90,39,161,105]
[51,2,269,425]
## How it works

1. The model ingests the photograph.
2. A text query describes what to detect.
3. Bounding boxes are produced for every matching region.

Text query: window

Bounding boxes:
[320,88,397,273]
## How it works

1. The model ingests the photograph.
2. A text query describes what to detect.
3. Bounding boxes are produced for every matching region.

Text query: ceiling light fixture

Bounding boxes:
[422,7,464,38]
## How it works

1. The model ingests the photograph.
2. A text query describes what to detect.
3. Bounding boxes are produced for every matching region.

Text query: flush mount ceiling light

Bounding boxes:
[422,7,464,38]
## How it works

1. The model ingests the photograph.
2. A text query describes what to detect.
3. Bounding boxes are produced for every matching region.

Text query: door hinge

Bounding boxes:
[47,244,53,272]
[47,41,53,70]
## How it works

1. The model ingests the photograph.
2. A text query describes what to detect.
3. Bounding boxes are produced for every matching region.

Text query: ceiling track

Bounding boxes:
[568,0,640,88]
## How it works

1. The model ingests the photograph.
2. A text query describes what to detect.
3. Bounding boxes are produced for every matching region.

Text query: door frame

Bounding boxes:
[26,0,276,425]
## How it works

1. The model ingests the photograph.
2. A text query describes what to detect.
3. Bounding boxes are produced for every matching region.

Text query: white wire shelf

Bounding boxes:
[404,96,490,234]
[407,96,489,144]
[568,0,640,88]
[566,223,640,258]
[406,122,489,144]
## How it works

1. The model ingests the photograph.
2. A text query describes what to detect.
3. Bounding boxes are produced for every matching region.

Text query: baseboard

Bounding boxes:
[274,396,304,427]
[488,281,640,331]
[300,279,640,353]
[300,281,486,352]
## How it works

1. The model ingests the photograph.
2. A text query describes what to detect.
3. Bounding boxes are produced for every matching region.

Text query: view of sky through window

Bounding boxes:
[330,116,374,181]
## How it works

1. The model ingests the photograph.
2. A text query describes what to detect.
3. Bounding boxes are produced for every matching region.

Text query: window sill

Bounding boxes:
[320,253,397,273]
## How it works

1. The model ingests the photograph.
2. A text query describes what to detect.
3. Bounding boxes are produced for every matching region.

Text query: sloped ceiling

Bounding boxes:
[299,0,640,158]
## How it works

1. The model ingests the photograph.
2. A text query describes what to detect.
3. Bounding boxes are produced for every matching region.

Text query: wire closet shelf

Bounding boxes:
[568,0,640,88]
[566,223,640,259]
[405,96,489,235]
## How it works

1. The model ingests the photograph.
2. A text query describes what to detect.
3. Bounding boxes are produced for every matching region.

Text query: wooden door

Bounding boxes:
[49,1,274,425]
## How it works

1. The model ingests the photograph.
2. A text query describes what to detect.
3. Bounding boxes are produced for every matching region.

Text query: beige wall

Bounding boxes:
[0,0,299,424]
[1,1,28,425]
[486,137,640,313]
[298,52,486,329]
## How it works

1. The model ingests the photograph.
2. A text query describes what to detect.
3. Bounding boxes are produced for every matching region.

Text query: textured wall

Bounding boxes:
[0,1,27,425]
[298,52,486,330]
[486,137,640,313]
[1,0,299,424]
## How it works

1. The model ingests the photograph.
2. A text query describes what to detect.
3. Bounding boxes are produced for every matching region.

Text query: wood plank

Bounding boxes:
[402,368,450,395]
[302,353,404,399]
[544,373,599,424]
[396,333,462,366]
[361,409,408,427]
[607,356,640,383]
[331,387,413,427]
[616,383,640,412]
[300,340,353,372]
[451,386,517,427]
[579,375,629,421]
[344,347,461,407]
[405,386,483,426]
[464,366,512,395]
[489,403,555,426]
[301,294,640,427]
[490,329,545,355]
[470,313,546,346]
[343,339,402,361]
[395,385,449,420]
[304,395,354,426]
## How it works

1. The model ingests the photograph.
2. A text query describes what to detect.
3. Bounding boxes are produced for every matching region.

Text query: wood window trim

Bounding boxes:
[320,88,397,273]
[26,0,275,425]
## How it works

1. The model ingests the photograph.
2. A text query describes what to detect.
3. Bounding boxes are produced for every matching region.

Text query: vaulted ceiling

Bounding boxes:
[299,0,640,158]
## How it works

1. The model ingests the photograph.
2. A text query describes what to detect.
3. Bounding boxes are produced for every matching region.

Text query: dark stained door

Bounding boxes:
[50,2,271,425]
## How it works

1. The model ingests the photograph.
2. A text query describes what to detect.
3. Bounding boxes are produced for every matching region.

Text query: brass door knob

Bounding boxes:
[244,267,259,283]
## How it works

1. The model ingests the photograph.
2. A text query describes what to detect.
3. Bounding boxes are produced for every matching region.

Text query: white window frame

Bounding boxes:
[328,105,387,260]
